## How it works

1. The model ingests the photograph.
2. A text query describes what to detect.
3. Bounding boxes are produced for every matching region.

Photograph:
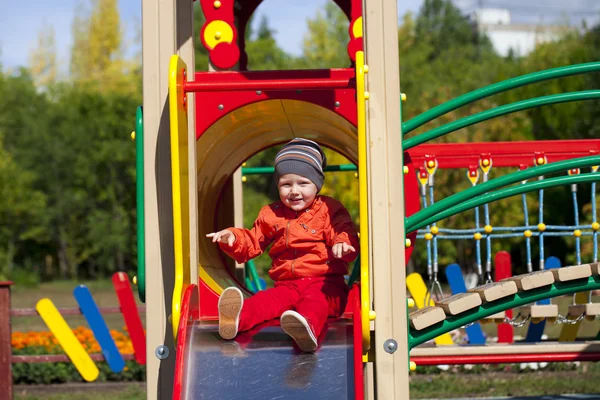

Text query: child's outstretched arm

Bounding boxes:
[206,209,272,264]
[326,202,360,263]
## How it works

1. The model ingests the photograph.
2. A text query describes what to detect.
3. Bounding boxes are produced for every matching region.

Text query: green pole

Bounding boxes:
[406,155,600,232]
[135,106,145,303]
[409,173,600,232]
[246,259,263,291]
[242,164,357,175]
[404,91,600,150]
[402,62,600,135]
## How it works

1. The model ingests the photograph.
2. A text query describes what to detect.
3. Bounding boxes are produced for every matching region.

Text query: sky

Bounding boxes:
[0,0,598,73]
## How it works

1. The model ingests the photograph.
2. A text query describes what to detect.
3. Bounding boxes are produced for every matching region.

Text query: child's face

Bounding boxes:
[277,173,318,212]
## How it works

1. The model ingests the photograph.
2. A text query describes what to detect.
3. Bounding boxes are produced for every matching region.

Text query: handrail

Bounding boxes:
[404,90,600,150]
[409,276,600,349]
[135,106,145,303]
[409,173,600,232]
[168,55,191,339]
[406,155,600,232]
[402,62,600,135]
[355,51,373,356]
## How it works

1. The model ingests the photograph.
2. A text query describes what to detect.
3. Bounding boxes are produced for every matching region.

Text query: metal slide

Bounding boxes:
[179,320,356,400]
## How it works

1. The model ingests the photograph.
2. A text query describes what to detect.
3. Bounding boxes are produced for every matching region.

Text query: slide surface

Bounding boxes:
[180,320,356,400]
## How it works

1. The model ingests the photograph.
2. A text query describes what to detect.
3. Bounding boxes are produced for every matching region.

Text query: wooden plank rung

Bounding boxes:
[409,306,446,331]
[437,292,482,316]
[502,270,554,291]
[468,281,517,303]
[552,264,592,282]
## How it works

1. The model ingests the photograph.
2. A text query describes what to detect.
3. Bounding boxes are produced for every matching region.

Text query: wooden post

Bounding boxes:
[0,282,13,400]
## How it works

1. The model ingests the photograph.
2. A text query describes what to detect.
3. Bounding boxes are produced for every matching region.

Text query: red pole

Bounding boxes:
[0,282,13,400]
[495,251,513,343]
[184,77,353,92]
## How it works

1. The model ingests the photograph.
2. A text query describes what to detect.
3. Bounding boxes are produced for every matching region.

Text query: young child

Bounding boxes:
[206,138,359,352]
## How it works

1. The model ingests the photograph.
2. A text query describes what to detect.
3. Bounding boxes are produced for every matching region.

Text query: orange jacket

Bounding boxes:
[219,195,359,281]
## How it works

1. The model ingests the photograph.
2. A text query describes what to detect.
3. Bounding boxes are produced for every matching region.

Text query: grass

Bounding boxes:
[14,384,145,400]
[10,279,145,332]
[410,368,600,398]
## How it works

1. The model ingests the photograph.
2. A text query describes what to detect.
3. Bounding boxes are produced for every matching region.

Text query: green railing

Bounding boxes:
[135,106,145,303]
[404,90,600,150]
[409,276,600,349]
[406,155,600,233]
[402,62,600,135]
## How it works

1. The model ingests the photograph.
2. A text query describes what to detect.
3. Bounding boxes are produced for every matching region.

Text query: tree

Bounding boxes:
[300,2,350,69]
[244,15,296,70]
[29,23,58,88]
[70,0,139,95]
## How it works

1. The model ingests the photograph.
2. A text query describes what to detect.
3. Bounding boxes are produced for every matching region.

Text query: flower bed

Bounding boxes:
[11,327,145,384]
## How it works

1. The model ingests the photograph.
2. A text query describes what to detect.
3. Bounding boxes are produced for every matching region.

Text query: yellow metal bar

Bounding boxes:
[36,298,100,382]
[356,50,372,356]
[168,55,191,339]
[558,291,588,342]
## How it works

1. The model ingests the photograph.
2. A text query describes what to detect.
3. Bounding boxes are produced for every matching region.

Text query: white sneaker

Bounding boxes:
[218,287,243,340]
[280,310,318,352]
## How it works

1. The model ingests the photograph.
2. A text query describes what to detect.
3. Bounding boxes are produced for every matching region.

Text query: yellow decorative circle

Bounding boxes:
[133,276,138,285]
[242,162,247,167]
[536,157,545,165]
[574,229,582,237]
[427,160,435,168]
[430,226,439,235]
[524,230,532,238]
[484,225,493,234]
[203,20,233,50]
[401,93,407,101]
[130,131,136,141]
[364,91,370,99]
[424,233,433,241]
[474,232,482,240]
[369,310,376,320]
[538,223,546,232]
[410,361,417,371]
[352,16,363,38]
[213,0,222,8]
[592,222,599,231]
[363,65,369,73]
[482,159,490,167]
[405,238,412,248]
[407,298,415,308]
[242,176,247,182]
[403,166,409,174]
[354,172,358,178]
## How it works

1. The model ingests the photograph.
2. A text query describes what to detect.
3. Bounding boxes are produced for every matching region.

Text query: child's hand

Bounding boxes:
[332,242,356,259]
[206,229,236,247]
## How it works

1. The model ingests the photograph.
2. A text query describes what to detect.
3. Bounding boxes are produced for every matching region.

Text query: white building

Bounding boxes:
[473,8,570,57]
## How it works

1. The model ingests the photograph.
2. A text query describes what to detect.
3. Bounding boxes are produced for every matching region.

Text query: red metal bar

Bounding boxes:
[412,352,600,365]
[0,282,13,400]
[12,353,135,363]
[173,284,199,400]
[409,140,600,169]
[185,77,353,92]
[10,306,146,317]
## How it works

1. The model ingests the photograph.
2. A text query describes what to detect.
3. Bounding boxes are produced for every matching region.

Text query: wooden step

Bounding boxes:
[519,304,559,319]
[552,264,592,282]
[480,311,506,324]
[437,292,482,316]
[409,306,446,331]
[503,270,554,291]
[568,303,600,319]
[468,281,518,302]
[590,262,600,275]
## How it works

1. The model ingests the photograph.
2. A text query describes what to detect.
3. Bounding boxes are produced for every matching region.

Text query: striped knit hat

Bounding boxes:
[274,138,327,191]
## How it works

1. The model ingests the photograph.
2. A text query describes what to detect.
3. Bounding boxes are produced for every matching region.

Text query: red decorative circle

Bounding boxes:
[211,42,240,70]
[347,38,363,62]
[404,152,420,264]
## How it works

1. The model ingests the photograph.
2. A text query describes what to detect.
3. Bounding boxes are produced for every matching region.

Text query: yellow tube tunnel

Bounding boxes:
[196,99,359,293]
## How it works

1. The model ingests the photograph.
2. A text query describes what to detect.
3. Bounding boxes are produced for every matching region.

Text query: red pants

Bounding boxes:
[238,275,349,339]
